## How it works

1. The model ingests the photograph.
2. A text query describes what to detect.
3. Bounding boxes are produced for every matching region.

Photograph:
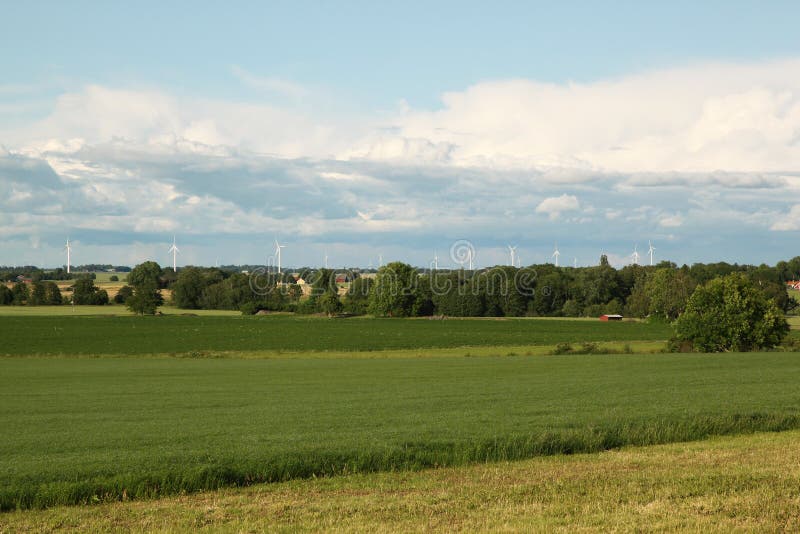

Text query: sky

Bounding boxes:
[2,1,800,269]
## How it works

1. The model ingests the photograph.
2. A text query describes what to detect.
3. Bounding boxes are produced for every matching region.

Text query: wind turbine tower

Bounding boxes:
[168,236,180,272]
[64,238,72,274]
[324,250,329,269]
[507,245,517,267]
[648,240,656,266]
[433,251,439,270]
[274,239,286,275]
[632,244,640,265]
[552,243,560,267]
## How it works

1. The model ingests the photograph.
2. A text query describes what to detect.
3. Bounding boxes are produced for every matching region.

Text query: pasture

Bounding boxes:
[2,350,800,510]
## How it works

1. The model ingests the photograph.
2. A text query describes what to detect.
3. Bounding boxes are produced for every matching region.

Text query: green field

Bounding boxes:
[0,315,671,356]
[2,351,800,510]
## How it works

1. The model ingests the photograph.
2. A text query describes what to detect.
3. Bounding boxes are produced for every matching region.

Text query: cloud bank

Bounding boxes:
[2,59,800,267]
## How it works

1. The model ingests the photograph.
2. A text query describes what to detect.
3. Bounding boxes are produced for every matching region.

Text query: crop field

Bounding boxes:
[0,315,671,356]
[2,350,800,510]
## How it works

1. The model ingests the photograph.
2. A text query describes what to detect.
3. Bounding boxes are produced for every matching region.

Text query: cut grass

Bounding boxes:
[3,430,799,532]
[1,352,800,510]
[0,315,671,355]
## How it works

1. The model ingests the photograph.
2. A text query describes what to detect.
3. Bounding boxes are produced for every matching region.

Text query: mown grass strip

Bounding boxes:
[5,429,798,532]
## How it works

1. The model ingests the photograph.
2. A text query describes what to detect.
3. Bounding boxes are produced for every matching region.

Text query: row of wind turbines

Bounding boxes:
[501,241,656,268]
[60,237,657,273]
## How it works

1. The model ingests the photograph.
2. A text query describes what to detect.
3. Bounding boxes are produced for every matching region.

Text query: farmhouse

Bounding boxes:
[599,314,623,321]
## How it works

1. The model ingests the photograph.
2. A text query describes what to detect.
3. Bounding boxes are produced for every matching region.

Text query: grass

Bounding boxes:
[2,351,800,510]
[3,429,799,532]
[0,315,671,356]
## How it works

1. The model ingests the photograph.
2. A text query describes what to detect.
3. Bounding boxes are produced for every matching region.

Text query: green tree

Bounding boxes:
[645,268,696,320]
[127,262,164,315]
[0,284,13,305]
[368,262,418,317]
[128,261,164,289]
[674,273,789,352]
[11,282,29,305]
[172,267,205,309]
[113,285,134,305]
[344,277,374,315]
[29,281,48,305]
[44,282,63,305]
[318,291,343,316]
[72,278,109,305]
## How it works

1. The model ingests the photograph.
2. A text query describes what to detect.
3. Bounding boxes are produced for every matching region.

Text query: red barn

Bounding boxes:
[599,314,623,321]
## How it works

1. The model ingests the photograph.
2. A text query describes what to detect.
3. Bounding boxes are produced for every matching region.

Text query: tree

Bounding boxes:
[128,261,164,289]
[113,285,134,305]
[344,277,374,315]
[645,268,696,320]
[318,291,343,317]
[368,262,418,317]
[109,275,119,282]
[0,284,12,305]
[44,282,63,305]
[11,282,29,305]
[127,284,161,315]
[674,273,789,352]
[127,262,164,315]
[172,267,205,309]
[29,281,48,305]
[72,278,109,305]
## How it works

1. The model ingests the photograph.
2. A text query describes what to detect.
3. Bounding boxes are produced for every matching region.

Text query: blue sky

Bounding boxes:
[2,2,800,268]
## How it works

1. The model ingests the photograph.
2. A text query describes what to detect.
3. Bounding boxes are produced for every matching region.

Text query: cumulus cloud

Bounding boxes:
[535,194,581,220]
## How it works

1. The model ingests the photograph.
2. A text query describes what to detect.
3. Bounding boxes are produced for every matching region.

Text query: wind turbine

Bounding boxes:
[648,240,656,266]
[552,243,560,267]
[467,248,474,271]
[64,238,72,274]
[631,244,640,265]
[274,239,286,276]
[433,251,439,271]
[324,250,329,269]
[574,257,578,268]
[168,236,180,272]
[507,245,517,267]
[378,254,383,267]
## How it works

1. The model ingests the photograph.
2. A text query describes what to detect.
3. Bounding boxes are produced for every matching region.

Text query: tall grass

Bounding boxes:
[3,413,798,510]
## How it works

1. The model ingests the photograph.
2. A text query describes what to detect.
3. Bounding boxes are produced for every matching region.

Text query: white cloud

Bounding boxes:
[535,194,581,220]
[770,205,800,231]
[659,214,685,228]
[377,59,800,174]
[231,65,310,99]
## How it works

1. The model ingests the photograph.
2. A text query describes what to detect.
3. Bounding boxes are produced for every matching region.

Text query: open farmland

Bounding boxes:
[0,315,671,356]
[1,351,800,510]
